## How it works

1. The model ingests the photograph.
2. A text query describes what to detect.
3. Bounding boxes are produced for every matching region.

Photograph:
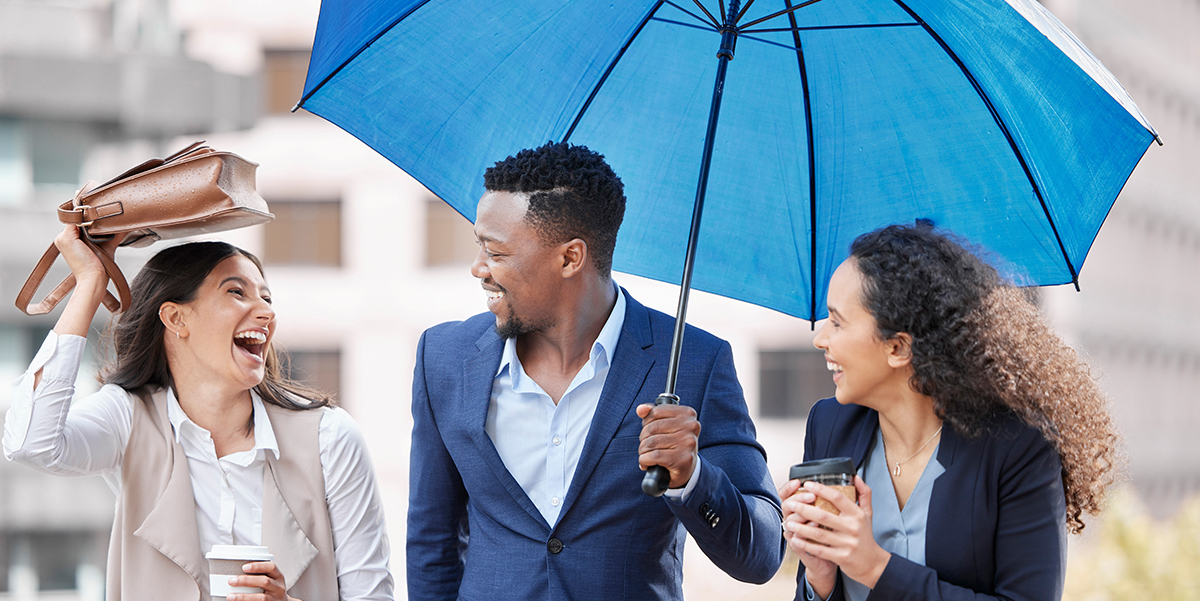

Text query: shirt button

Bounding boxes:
[553,436,562,446]
[547,538,564,554]
[551,497,560,507]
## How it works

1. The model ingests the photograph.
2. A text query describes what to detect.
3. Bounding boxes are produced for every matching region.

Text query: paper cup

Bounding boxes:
[206,545,273,599]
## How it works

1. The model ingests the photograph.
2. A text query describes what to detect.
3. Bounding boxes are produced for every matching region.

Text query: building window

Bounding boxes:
[281,349,341,401]
[0,531,103,593]
[262,200,342,266]
[28,120,90,186]
[263,49,312,115]
[0,118,28,206]
[425,198,478,267]
[758,349,835,419]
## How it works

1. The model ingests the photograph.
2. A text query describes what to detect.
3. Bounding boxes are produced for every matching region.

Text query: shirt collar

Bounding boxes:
[165,387,281,460]
[496,283,627,382]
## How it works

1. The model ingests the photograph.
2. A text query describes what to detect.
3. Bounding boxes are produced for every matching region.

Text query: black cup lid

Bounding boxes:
[789,457,855,481]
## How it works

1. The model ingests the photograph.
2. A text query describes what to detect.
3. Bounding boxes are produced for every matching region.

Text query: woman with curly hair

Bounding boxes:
[779,223,1119,601]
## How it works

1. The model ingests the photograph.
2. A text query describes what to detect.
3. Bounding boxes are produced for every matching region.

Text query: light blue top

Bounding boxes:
[806,429,944,600]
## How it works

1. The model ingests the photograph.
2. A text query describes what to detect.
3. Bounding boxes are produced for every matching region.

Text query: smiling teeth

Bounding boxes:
[827,361,842,373]
[486,290,504,301]
[235,331,266,343]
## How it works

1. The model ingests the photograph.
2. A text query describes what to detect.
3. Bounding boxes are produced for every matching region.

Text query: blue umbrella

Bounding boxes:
[297,0,1157,493]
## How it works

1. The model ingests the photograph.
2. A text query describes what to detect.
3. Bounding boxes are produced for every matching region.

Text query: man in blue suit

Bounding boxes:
[407,142,785,600]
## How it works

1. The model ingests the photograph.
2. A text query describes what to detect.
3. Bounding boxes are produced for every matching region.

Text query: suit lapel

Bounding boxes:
[132,390,207,593]
[558,292,655,522]
[463,328,550,529]
[261,458,319,588]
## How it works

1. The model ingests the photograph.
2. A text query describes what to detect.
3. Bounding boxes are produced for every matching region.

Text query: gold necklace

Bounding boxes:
[883,425,943,477]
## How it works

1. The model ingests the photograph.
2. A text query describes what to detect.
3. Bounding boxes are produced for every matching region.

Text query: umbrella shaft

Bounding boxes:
[663,46,733,396]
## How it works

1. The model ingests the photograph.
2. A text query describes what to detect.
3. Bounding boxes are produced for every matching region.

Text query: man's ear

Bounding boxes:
[886,332,913,368]
[560,238,587,277]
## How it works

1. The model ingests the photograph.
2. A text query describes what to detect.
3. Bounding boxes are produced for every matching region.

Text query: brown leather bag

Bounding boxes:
[15,141,274,316]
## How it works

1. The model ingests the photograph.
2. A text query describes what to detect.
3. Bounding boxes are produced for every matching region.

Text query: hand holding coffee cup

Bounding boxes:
[207,545,295,601]
[788,458,858,516]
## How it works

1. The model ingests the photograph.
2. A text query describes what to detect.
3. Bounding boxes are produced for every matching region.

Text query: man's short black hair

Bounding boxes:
[484,141,626,277]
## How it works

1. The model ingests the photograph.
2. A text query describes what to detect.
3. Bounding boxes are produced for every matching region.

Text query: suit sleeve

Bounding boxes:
[665,340,786,584]
[406,330,470,601]
[870,427,1067,601]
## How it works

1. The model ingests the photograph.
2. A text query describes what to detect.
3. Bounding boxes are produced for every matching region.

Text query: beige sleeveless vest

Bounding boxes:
[105,387,340,600]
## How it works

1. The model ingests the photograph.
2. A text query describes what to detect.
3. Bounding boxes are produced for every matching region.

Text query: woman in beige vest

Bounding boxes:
[4,226,394,600]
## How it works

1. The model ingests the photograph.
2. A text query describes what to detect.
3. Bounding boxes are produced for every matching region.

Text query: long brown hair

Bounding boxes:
[850,224,1120,533]
[101,241,332,413]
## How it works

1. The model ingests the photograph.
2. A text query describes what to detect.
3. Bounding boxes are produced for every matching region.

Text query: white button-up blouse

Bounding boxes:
[3,332,394,600]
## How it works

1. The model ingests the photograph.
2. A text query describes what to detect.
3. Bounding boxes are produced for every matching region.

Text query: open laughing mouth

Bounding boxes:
[234,329,267,363]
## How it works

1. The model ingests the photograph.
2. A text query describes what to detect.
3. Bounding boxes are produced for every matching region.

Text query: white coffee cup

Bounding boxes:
[206,545,274,599]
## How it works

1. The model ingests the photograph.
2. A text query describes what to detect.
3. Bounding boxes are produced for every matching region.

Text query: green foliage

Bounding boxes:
[1065,488,1200,601]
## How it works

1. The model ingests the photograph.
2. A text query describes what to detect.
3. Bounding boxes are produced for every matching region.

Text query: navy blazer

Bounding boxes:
[407,290,785,601]
[794,399,1067,601]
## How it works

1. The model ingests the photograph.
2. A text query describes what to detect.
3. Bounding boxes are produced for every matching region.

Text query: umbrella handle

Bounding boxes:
[640,393,680,497]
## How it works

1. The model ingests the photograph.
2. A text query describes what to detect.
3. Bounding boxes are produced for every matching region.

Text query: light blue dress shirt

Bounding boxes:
[485,286,627,526]
[806,428,945,601]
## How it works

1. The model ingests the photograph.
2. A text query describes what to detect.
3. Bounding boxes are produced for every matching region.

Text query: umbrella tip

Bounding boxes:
[290,102,302,114]
[1073,279,1081,292]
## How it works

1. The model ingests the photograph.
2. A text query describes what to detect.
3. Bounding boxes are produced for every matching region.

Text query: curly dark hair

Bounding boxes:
[101,242,333,433]
[850,223,1119,533]
[484,141,625,277]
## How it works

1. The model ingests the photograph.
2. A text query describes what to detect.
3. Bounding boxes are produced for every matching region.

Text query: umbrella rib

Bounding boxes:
[785,0,820,326]
[295,0,434,110]
[892,0,1080,288]
[672,0,720,28]
[741,22,920,33]
[652,17,719,33]
[564,1,668,142]
[734,0,758,25]
[739,0,826,29]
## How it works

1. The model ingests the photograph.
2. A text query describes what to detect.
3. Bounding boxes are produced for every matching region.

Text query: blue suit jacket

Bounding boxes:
[407,291,784,600]
[794,399,1067,601]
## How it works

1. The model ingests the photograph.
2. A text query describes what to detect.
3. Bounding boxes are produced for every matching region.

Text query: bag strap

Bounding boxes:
[15,235,131,316]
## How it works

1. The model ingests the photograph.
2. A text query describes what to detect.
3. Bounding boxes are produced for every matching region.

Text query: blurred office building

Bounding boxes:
[0,0,1197,598]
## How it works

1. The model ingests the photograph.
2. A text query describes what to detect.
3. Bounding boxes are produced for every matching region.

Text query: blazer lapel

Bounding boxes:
[925,421,962,572]
[132,390,207,593]
[261,458,318,588]
[558,292,655,522]
[850,410,879,470]
[462,328,550,529]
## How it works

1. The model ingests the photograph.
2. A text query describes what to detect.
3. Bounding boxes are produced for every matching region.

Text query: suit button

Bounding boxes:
[699,503,710,515]
[709,515,720,528]
[548,538,564,554]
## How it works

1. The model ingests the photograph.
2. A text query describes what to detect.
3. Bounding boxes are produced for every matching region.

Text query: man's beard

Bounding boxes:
[495,315,533,339]
[494,301,553,339]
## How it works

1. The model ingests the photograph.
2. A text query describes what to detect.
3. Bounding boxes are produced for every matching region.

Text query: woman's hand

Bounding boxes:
[54,225,120,290]
[780,479,838,599]
[33,227,127,387]
[225,561,303,601]
[788,476,891,590]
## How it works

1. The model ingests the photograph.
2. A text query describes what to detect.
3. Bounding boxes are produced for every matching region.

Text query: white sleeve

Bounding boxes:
[3,332,132,477]
[318,407,395,600]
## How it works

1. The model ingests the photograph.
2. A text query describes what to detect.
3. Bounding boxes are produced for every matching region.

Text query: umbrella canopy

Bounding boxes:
[298,0,1157,323]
